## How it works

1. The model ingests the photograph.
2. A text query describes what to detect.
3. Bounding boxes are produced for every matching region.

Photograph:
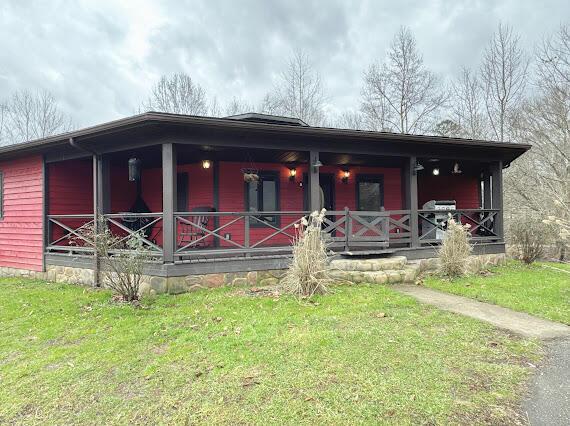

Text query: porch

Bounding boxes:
[44,142,505,274]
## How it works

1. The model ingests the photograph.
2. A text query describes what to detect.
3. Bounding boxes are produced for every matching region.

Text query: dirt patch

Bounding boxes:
[234,286,282,298]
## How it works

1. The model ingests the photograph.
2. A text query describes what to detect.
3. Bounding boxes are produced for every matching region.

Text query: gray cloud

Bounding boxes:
[0,0,568,127]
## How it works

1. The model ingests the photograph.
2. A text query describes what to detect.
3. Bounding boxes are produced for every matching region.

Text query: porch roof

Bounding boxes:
[0,112,530,165]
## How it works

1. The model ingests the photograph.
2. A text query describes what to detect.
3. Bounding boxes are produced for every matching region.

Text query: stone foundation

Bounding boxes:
[0,253,507,295]
[412,253,507,274]
[0,264,286,296]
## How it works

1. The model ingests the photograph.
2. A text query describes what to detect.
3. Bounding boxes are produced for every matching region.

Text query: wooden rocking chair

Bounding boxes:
[179,207,215,248]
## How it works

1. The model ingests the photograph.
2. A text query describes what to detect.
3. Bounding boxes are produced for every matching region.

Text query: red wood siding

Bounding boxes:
[217,163,403,247]
[320,165,402,211]
[418,174,480,209]
[0,155,44,271]
[47,159,93,250]
[48,159,93,214]
[41,159,426,251]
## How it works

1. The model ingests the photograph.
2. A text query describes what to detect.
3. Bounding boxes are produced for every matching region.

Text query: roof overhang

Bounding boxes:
[0,112,531,165]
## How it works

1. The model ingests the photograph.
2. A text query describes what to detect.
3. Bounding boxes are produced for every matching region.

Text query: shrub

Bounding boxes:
[74,219,151,302]
[282,209,331,298]
[438,216,473,278]
[510,218,545,264]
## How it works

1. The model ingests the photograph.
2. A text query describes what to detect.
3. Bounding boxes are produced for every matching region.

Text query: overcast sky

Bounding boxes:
[1,0,568,128]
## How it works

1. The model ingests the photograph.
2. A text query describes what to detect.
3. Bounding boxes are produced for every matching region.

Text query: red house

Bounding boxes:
[0,112,529,290]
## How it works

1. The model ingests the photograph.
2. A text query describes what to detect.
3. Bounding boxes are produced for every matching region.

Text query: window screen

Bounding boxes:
[357,175,384,211]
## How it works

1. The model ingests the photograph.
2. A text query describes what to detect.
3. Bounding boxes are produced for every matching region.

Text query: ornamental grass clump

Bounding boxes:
[282,209,331,298]
[437,215,473,278]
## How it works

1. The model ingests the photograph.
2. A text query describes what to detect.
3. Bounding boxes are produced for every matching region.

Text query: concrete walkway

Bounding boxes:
[391,284,570,339]
[391,285,570,425]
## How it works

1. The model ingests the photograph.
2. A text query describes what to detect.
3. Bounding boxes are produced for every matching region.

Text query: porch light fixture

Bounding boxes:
[128,158,141,182]
[432,168,440,176]
[202,160,211,169]
[341,169,350,183]
[289,167,297,181]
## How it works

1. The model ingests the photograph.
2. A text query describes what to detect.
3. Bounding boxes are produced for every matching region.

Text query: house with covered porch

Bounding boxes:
[0,112,529,291]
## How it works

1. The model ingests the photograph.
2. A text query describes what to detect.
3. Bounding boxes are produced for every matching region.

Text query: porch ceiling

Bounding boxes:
[104,145,409,169]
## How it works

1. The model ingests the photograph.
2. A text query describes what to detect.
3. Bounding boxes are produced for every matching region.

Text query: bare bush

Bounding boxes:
[509,218,545,264]
[438,216,473,278]
[282,210,331,298]
[74,220,151,302]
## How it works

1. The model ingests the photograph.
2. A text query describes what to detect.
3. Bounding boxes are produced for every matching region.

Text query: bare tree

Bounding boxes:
[208,96,222,117]
[225,97,254,116]
[262,50,327,125]
[433,119,462,137]
[451,67,489,139]
[505,25,570,258]
[0,102,7,145]
[361,26,448,134]
[142,73,208,115]
[481,23,529,142]
[537,24,570,89]
[333,110,365,130]
[2,90,72,145]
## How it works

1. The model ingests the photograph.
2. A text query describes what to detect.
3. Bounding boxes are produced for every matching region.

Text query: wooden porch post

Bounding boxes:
[404,156,420,248]
[92,154,110,286]
[308,150,320,212]
[490,161,504,240]
[482,169,492,209]
[92,155,100,286]
[162,143,177,263]
[96,155,110,215]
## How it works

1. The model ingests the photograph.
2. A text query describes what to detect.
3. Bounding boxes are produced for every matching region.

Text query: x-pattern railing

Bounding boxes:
[104,213,163,253]
[418,209,499,243]
[46,208,501,259]
[174,211,309,255]
[47,213,164,254]
[48,215,95,250]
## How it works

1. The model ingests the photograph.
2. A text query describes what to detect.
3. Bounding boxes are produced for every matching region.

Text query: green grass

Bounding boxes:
[423,261,570,325]
[0,278,541,425]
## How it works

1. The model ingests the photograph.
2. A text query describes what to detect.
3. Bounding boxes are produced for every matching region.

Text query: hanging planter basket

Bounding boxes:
[241,168,259,183]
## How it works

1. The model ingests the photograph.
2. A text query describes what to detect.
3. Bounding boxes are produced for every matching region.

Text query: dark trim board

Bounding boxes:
[45,253,290,277]
[45,242,505,277]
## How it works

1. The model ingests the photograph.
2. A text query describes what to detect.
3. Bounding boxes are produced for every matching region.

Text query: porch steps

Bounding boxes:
[329,255,420,285]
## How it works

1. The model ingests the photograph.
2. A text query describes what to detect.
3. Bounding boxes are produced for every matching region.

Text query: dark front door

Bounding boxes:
[303,173,334,211]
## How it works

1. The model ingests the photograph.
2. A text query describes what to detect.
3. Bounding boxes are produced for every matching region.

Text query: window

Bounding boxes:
[177,172,189,212]
[245,172,279,225]
[356,175,384,211]
[0,171,3,219]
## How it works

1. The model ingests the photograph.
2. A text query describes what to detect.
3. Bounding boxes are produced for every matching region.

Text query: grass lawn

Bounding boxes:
[0,278,541,425]
[423,261,570,325]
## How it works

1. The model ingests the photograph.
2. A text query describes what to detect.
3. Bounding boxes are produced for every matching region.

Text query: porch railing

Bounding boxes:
[418,209,500,244]
[46,208,502,260]
[46,213,164,255]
